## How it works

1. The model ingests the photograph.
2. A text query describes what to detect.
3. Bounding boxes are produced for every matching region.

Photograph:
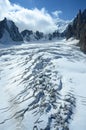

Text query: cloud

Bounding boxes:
[0,0,63,33]
[52,10,62,18]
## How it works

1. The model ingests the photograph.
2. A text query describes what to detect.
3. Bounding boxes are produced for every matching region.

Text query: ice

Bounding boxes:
[0,39,86,130]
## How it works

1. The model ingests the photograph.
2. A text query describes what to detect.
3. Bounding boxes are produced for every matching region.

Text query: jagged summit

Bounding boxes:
[66,9,86,52]
[0,9,86,53]
[0,17,66,43]
[21,30,44,41]
[0,18,23,43]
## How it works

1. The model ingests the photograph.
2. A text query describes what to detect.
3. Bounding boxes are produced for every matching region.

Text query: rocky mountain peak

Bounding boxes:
[0,18,23,42]
[66,9,86,52]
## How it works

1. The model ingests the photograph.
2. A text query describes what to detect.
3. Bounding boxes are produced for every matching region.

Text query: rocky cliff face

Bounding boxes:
[0,18,23,43]
[21,30,61,42]
[66,9,86,52]
[0,18,66,43]
[21,30,44,41]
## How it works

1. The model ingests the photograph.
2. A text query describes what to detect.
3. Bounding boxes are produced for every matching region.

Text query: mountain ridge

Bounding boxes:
[0,18,67,43]
[66,9,86,52]
[0,9,86,53]
[0,18,23,43]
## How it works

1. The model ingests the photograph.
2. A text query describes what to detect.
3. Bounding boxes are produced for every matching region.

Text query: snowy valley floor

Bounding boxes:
[0,39,86,130]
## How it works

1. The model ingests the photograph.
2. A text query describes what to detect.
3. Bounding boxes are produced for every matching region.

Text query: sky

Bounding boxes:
[0,0,85,33]
[10,0,86,20]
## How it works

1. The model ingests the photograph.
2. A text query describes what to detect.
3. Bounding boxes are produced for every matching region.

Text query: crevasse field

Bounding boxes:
[0,39,86,130]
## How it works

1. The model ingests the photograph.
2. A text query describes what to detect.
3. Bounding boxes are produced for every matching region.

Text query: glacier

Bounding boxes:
[0,39,86,130]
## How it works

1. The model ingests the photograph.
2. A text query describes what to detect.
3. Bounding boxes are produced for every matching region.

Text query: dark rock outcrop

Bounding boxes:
[21,30,33,41]
[21,30,61,41]
[66,9,86,52]
[46,31,60,40]
[35,31,44,40]
[0,18,23,42]
[21,30,44,41]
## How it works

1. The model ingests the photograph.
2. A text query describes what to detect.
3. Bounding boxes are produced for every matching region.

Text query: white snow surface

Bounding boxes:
[0,39,86,130]
[0,29,12,43]
[56,19,70,33]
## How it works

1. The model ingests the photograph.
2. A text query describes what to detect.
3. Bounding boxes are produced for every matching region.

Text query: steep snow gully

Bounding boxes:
[0,39,86,130]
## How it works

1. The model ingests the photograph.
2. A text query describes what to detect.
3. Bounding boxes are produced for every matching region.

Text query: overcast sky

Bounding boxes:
[0,0,85,33]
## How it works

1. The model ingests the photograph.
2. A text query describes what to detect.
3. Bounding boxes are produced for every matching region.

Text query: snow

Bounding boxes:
[56,19,70,33]
[0,39,86,130]
[0,29,12,43]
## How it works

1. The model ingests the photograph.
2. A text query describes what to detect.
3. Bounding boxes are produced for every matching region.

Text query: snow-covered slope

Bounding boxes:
[0,29,12,43]
[0,39,86,130]
[56,19,70,33]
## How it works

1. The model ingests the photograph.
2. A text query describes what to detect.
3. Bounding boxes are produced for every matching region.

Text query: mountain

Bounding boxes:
[21,19,69,42]
[21,30,44,41]
[0,18,65,43]
[21,29,63,42]
[1,12,86,52]
[56,19,70,33]
[0,18,23,43]
[66,9,86,52]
